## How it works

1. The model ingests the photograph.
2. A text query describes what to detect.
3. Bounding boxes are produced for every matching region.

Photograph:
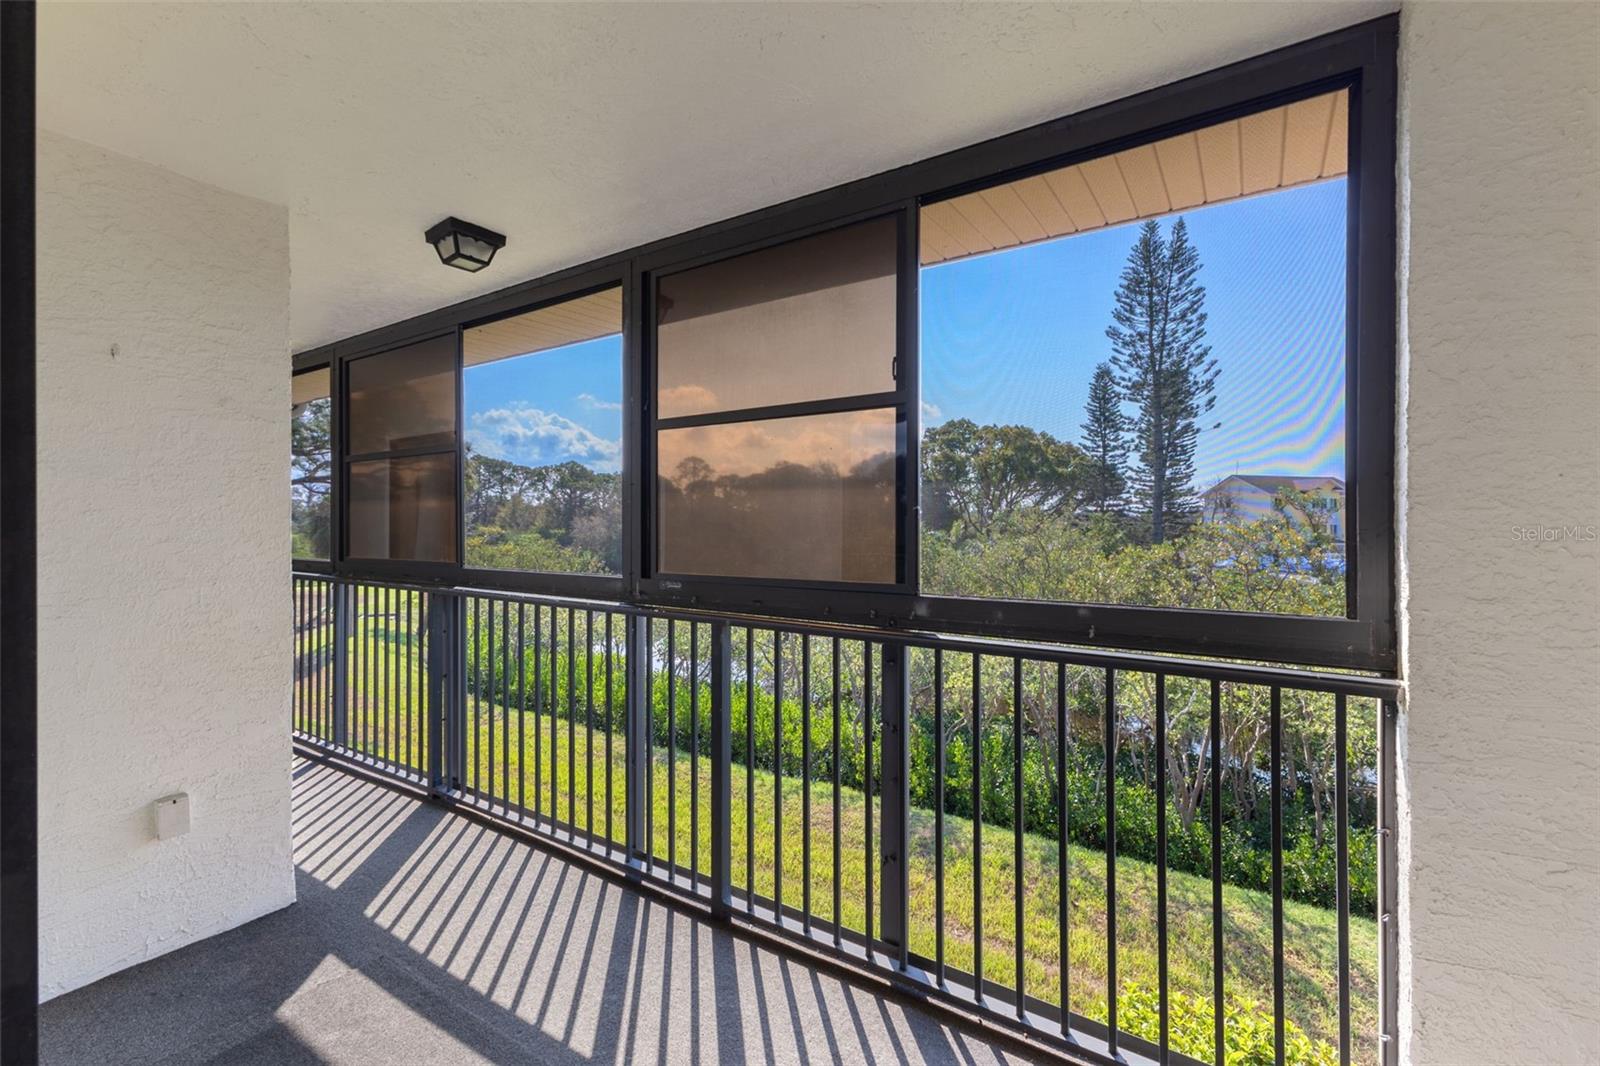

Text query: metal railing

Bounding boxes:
[293,572,1400,1066]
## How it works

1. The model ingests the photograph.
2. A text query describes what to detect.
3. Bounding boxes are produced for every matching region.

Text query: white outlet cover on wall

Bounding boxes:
[154,793,190,840]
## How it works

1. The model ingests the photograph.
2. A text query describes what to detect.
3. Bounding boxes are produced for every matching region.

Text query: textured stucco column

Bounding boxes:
[1397,5,1599,1063]
[35,131,294,999]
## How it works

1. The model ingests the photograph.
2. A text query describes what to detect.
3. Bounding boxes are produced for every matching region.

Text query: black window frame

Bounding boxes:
[291,16,1398,671]
[456,272,630,601]
[338,327,461,575]
[639,205,917,596]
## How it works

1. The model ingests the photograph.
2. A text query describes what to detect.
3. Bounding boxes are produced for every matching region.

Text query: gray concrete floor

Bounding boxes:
[41,757,1038,1066]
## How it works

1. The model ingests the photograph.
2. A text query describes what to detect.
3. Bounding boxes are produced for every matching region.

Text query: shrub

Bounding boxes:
[1117,983,1338,1066]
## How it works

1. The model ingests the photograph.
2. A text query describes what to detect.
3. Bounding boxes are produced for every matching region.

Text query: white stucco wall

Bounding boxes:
[1398,5,1600,1063]
[35,131,294,999]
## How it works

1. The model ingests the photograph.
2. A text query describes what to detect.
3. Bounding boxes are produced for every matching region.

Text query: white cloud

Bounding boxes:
[468,404,621,472]
[922,400,943,424]
[659,384,720,414]
[577,392,622,411]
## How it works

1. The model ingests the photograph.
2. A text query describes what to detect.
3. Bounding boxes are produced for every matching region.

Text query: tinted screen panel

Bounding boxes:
[658,408,897,583]
[346,335,457,455]
[347,454,457,562]
[656,216,898,419]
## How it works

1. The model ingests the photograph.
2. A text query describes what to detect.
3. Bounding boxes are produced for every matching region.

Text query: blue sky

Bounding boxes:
[922,179,1347,491]
[465,178,1346,491]
[464,335,625,473]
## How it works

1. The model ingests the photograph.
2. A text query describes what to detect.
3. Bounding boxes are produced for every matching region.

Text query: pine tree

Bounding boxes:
[1080,361,1128,513]
[1106,217,1218,543]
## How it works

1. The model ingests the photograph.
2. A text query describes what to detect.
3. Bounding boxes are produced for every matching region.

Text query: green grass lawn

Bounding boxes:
[293,604,1378,1065]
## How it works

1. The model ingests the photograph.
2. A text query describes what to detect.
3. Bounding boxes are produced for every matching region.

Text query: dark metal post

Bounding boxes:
[331,582,352,748]
[425,591,461,793]
[1379,699,1399,1066]
[879,640,910,965]
[625,614,650,863]
[0,4,39,1057]
[708,621,732,917]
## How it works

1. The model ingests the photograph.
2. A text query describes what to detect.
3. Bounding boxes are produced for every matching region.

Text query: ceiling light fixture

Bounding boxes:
[424,217,506,273]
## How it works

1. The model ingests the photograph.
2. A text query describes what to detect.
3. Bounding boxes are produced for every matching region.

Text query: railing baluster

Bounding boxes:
[1336,692,1350,1066]
[1212,679,1225,1066]
[691,621,699,876]
[468,597,478,792]
[1013,656,1024,1019]
[374,585,382,763]
[773,630,784,920]
[605,611,614,846]
[1156,673,1169,1064]
[572,605,579,832]
[387,585,396,769]
[746,630,755,913]
[353,586,361,755]
[292,580,302,734]
[586,608,595,844]
[488,598,497,803]
[625,613,649,862]
[863,642,873,959]
[502,600,511,809]
[328,581,337,745]
[1271,686,1285,1066]
[518,603,526,816]
[534,605,544,824]
[1057,662,1069,1037]
[1105,666,1118,1056]
[303,580,311,735]
[552,607,561,823]
[1380,699,1398,1066]
[417,590,426,775]
[972,651,982,1001]
[881,641,909,970]
[307,581,316,739]
[801,634,811,935]
[709,621,731,917]
[934,647,945,988]
[831,637,841,945]
[668,620,677,876]
[333,582,349,750]
[369,583,375,757]
[644,618,654,870]
[305,580,313,734]
[300,580,308,737]
[406,589,412,771]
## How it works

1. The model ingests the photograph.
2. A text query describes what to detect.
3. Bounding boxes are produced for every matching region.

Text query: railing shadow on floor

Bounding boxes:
[40,756,1036,1066]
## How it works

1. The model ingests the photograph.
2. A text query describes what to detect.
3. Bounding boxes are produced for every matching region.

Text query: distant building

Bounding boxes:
[1201,475,1346,548]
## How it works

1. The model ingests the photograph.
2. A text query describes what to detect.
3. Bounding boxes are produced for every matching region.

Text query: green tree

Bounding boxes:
[291,396,332,557]
[1080,361,1129,514]
[1107,217,1218,543]
[920,418,1089,538]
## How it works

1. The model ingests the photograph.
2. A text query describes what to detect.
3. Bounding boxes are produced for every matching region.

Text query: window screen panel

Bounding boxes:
[347,453,457,562]
[462,290,624,576]
[291,368,332,559]
[657,408,897,583]
[655,216,898,420]
[346,334,457,455]
[919,88,1349,617]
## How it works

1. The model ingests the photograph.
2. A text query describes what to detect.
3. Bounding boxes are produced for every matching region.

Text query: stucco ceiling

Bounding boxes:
[37,1,1394,354]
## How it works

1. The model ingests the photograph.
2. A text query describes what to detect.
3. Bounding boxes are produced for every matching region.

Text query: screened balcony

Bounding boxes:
[22,5,1599,1066]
